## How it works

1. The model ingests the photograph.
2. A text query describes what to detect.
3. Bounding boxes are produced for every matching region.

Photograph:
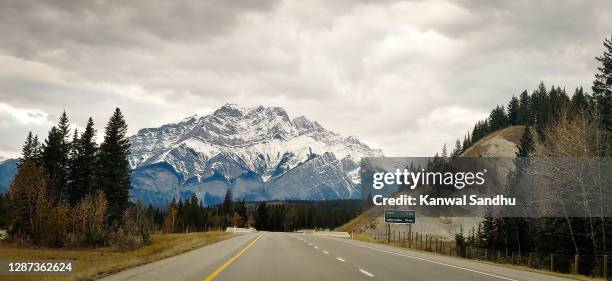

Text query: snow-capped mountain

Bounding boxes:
[129,103,383,205]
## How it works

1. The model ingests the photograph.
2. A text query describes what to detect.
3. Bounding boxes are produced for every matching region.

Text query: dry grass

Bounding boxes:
[0,232,233,281]
[350,235,606,281]
[334,208,380,233]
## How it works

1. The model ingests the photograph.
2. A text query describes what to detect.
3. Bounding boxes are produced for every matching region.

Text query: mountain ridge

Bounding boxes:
[129,103,383,205]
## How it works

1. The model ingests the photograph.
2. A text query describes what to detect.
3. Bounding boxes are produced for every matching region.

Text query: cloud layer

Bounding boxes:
[1,0,610,157]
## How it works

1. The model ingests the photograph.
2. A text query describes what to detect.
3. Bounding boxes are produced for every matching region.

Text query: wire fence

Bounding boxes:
[353,231,610,279]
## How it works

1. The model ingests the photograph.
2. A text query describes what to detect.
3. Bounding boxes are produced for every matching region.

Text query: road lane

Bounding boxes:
[98,233,258,281]
[303,233,574,281]
[210,232,371,281]
[99,232,576,281]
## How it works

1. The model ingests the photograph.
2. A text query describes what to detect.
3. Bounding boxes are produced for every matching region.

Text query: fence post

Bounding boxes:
[497,251,501,263]
[420,233,423,249]
[435,238,438,253]
[604,255,608,279]
[550,254,554,272]
[574,255,579,274]
[484,249,488,261]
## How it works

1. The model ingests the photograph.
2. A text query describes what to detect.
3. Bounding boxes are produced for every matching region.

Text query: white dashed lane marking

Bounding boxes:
[336,257,345,262]
[359,269,374,277]
[323,251,329,255]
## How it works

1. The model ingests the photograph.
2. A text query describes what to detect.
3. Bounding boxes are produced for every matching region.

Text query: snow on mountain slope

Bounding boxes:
[129,104,382,205]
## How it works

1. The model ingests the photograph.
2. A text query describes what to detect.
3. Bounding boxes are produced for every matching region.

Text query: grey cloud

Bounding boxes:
[0,0,281,57]
[0,0,611,157]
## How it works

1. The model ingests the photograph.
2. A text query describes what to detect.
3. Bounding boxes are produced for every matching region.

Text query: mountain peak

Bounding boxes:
[128,103,383,205]
[213,103,250,117]
[292,116,322,132]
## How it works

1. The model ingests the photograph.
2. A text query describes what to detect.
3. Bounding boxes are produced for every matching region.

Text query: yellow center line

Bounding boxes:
[203,234,263,281]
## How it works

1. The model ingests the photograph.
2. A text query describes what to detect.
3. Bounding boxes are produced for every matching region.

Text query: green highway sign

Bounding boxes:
[384,210,416,224]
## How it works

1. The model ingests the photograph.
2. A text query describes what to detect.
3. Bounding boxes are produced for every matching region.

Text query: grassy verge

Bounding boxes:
[0,231,233,281]
[350,234,607,281]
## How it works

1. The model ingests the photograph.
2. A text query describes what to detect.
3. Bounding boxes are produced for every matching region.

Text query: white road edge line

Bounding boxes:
[323,250,329,255]
[359,269,374,277]
[328,238,518,281]
[336,257,345,262]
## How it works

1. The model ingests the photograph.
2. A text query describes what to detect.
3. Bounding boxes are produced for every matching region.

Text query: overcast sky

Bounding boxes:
[1,0,611,158]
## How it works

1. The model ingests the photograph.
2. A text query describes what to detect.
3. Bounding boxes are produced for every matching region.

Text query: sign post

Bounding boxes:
[384,210,416,244]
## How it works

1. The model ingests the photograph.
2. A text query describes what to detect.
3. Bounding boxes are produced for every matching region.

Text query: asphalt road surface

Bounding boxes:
[99,232,575,281]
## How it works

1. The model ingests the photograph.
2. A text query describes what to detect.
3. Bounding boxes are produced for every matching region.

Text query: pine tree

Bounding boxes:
[518,90,531,125]
[489,105,509,131]
[68,118,98,205]
[42,126,67,203]
[222,188,233,215]
[462,133,471,152]
[592,34,612,155]
[480,213,496,249]
[451,139,462,159]
[508,96,520,126]
[20,132,35,166]
[97,108,131,223]
[531,82,550,137]
[40,111,72,203]
[67,129,80,205]
[517,126,534,157]
[571,87,589,114]
[441,143,448,158]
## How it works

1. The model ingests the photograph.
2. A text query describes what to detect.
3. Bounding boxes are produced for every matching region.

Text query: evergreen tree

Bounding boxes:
[480,213,496,249]
[462,133,471,152]
[489,105,509,131]
[20,132,36,165]
[42,126,66,202]
[508,96,520,126]
[67,129,80,205]
[531,82,550,137]
[451,139,462,159]
[40,111,72,203]
[518,90,531,125]
[31,135,41,164]
[571,87,589,114]
[441,143,448,158]
[256,201,268,230]
[517,126,534,157]
[68,118,98,205]
[222,188,233,215]
[592,35,612,155]
[97,108,131,223]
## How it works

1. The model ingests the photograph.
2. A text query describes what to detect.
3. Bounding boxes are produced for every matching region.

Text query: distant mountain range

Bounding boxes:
[0,104,383,205]
[129,104,382,205]
[0,158,18,194]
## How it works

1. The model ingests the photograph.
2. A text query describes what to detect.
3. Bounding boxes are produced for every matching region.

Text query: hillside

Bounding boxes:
[461,126,525,157]
[337,126,528,239]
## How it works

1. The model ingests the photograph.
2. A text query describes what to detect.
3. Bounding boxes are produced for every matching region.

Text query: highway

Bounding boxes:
[99,232,574,281]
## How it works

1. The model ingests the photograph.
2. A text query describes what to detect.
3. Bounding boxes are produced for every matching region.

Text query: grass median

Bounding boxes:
[0,231,233,281]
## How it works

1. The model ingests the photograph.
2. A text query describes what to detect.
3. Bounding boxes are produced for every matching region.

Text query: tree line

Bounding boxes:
[146,188,360,233]
[4,108,150,249]
[449,35,610,157]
